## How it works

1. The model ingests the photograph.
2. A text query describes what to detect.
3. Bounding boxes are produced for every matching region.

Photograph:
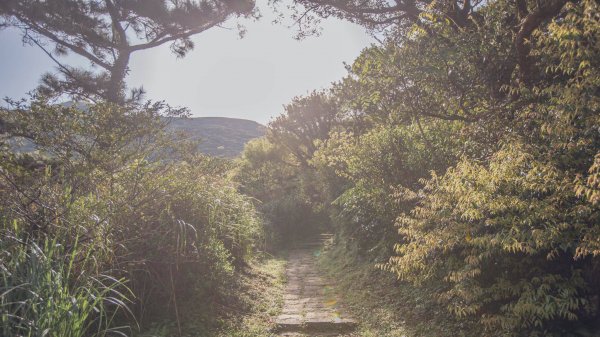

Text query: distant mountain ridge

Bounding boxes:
[61,102,266,157]
[168,116,266,157]
[9,108,265,158]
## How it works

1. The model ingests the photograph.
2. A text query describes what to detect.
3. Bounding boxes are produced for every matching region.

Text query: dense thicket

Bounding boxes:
[239,0,600,335]
[0,99,263,335]
[235,92,338,245]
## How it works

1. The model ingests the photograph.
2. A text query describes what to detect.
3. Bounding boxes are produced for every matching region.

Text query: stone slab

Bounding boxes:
[274,237,357,336]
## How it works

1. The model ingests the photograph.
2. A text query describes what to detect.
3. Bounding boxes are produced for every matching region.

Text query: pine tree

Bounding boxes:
[0,0,255,103]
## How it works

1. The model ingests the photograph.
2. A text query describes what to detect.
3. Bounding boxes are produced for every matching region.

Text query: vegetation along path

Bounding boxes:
[275,235,357,336]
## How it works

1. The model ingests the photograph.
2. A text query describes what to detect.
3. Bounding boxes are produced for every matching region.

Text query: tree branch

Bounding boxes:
[130,16,227,52]
[514,0,569,84]
[13,15,113,70]
[105,0,128,48]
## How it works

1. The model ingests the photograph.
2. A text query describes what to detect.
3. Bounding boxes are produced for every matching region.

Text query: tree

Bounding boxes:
[0,0,255,103]
[282,0,573,85]
[235,92,343,244]
[255,0,600,334]
[269,91,339,167]
[277,0,480,38]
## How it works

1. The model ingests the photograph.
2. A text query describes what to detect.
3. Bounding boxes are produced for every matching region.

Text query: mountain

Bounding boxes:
[168,117,266,157]
[7,101,265,158]
[63,101,267,157]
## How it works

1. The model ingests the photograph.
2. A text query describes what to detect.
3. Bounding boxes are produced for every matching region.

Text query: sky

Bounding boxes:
[0,1,373,124]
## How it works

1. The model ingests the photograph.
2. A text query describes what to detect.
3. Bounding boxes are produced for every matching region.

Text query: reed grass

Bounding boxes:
[1,228,132,337]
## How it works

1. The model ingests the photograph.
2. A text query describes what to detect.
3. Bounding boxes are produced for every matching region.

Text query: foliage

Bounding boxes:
[1,233,131,337]
[388,143,598,334]
[235,96,337,245]
[0,98,264,335]
[244,0,600,335]
[120,156,263,320]
[380,0,598,334]
[312,120,462,253]
[0,0,256,102]
[269,91,339,167]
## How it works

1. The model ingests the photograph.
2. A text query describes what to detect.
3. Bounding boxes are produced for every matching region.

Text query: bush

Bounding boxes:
[386,144,599,334]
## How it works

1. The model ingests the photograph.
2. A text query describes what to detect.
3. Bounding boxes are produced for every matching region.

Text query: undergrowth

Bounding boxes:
[139,254,286,337]
[318,241,482,337]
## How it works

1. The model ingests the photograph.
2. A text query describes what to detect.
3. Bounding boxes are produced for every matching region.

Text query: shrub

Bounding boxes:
[0,99,264,333]
[386,143,599,335]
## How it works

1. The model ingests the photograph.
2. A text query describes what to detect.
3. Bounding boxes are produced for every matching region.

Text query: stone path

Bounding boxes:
[274,235,356,336]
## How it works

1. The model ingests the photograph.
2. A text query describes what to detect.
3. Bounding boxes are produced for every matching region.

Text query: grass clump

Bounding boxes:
[1,232,131,337]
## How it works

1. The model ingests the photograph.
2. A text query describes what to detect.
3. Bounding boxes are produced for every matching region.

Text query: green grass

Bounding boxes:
[211,255,286,337]
[139,253,286,337]
[317,241,482,337]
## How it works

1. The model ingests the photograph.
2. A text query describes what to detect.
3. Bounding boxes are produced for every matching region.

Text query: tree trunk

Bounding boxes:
[106,51,130,103]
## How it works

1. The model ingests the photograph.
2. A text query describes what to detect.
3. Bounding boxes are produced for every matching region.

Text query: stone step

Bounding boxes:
[293,241,324,247]
[278,333,348,337]
[276,234,354,336]
[291,234,334,249]
[274,314,357,334]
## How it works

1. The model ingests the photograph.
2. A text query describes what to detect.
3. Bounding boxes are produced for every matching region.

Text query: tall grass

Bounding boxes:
[1,226,132,337]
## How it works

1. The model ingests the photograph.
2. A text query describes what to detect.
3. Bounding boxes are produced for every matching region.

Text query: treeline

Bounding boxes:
[236,0,600,335]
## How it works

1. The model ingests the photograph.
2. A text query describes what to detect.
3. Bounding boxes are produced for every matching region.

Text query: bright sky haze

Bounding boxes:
[0,1,373,124]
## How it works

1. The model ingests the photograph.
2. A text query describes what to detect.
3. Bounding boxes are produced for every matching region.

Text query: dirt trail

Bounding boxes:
[274,235,356,336]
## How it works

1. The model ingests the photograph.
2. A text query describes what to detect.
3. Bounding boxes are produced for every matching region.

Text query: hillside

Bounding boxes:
[168,116,266,157]
[9,113,265,158]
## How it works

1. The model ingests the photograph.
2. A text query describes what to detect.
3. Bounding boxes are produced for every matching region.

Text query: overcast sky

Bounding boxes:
[0,1,373,124]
